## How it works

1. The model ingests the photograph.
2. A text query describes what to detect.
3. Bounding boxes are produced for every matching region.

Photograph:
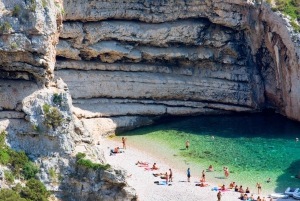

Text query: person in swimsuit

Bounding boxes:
[186,140,189,150]
[246,187,250,193]
[165,172,168,184]
[122,137,127,149]
[187,168,191,182]
[229,182,235,189]
[152,163,158,170]
[169,169,173,182]
[202,170,206,182]
[208,164,213,172]
[217,191,222,201]
[225,167,229,178]
[239,185,244,193]
[234,185,239,192]
[256,182,262,194]
[257,196,261,201]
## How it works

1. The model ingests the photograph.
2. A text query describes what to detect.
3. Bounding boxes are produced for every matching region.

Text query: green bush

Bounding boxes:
[77,158,110,170]
[274,0,300,20]
[43,104,64,128]
[22,161,39,180]
[291,20,300,31]
[33,124,42,134]
[76,152,86,160]
[53,93,62,105]
[42,104,51,114]
[0,189,26,201]
[0,150,10,165]
[21,178,50,201]
[3,22,12,31]
[29,0,36,12]
[42,0,47,8]
[0,131,7,149]
[12,5,21,17]
[13,183,23,193]
[10,43,18,49]
[4,170,15,184]
[48,168,56,180]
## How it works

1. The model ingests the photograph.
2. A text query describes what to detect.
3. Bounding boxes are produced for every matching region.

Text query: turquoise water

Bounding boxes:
[115,113,300,194]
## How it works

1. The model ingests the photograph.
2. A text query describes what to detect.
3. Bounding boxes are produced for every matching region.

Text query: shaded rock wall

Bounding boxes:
[55,0,300,124]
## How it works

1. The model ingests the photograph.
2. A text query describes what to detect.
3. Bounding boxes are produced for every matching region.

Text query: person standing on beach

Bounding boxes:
[217,191,222,201]
[165,172,168,184]
[202,170,205,182]
[122,137,127,149]
[187,168,191,182]
[256,182,262,194]
[169,169,173,182]
[186,140,189,150]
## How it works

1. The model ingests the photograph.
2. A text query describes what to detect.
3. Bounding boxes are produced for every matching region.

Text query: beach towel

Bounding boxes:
[157,181,167,185]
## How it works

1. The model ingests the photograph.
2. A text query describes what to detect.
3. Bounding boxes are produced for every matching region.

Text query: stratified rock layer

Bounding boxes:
[56,0,300,122]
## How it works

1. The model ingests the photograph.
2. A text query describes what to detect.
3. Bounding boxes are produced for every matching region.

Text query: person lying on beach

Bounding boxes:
[207,164,213,172]
[195,182,208,187]
[135,161,149,166]
[110,147,122,155]
[153,173,163,177]
[152,163,159,170]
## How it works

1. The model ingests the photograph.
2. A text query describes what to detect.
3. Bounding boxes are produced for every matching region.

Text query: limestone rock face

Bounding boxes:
[0,0,61,85]
[56,0,300,122]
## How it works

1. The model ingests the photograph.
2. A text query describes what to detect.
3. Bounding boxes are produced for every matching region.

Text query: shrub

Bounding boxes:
[13,183,23,193]
[4,170,15,184]
[9,150,28,168]
[44,107,64,128]
[3,22,12,31]
[0,150,10,165]
[12,5,21,17]
[33,124,42,134]
[53,93,62,105]
[0,131,8,149]
[291,20,300,31]
[29,0,36,12]
[48,168,56,180]
[10,43,18,49]
[42,0,47,8]
[21,178,51,201]
[76,152,86,160]
[42,104,51,114]
[0,189,26,201]
[22,161,39,180]
[77,158,110,170]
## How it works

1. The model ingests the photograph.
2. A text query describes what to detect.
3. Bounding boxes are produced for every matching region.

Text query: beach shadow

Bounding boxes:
[215,176,226,179]
[179,180,187,182]
[179,148,186,151]
[275,159,300,193]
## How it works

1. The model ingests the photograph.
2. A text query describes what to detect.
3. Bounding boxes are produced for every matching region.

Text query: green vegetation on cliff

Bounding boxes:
[0,131,39,180]
[273,0,300,20]
[76,152,111,170]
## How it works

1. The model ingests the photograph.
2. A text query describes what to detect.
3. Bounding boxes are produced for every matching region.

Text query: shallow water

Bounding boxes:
[114,113,300,194]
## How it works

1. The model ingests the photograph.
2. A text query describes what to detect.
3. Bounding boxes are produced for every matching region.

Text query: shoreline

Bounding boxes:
[102,138,295,201]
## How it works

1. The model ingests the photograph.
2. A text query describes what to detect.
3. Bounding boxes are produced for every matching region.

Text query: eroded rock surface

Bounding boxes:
[56,0,300,122]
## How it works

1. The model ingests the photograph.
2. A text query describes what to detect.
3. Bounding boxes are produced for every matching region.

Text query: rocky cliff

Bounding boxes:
[55,0,300,138]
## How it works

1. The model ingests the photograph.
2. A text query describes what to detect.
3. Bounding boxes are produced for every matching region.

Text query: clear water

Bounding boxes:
[114,113,300,194]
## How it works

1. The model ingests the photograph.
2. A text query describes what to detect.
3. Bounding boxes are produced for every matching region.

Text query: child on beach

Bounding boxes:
[187,168,191,182]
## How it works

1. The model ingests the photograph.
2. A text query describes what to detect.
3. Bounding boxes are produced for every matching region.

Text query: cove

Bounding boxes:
[114,113,300,194]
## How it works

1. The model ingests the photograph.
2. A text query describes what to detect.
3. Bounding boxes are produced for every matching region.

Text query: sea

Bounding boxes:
[113,113,300,194]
